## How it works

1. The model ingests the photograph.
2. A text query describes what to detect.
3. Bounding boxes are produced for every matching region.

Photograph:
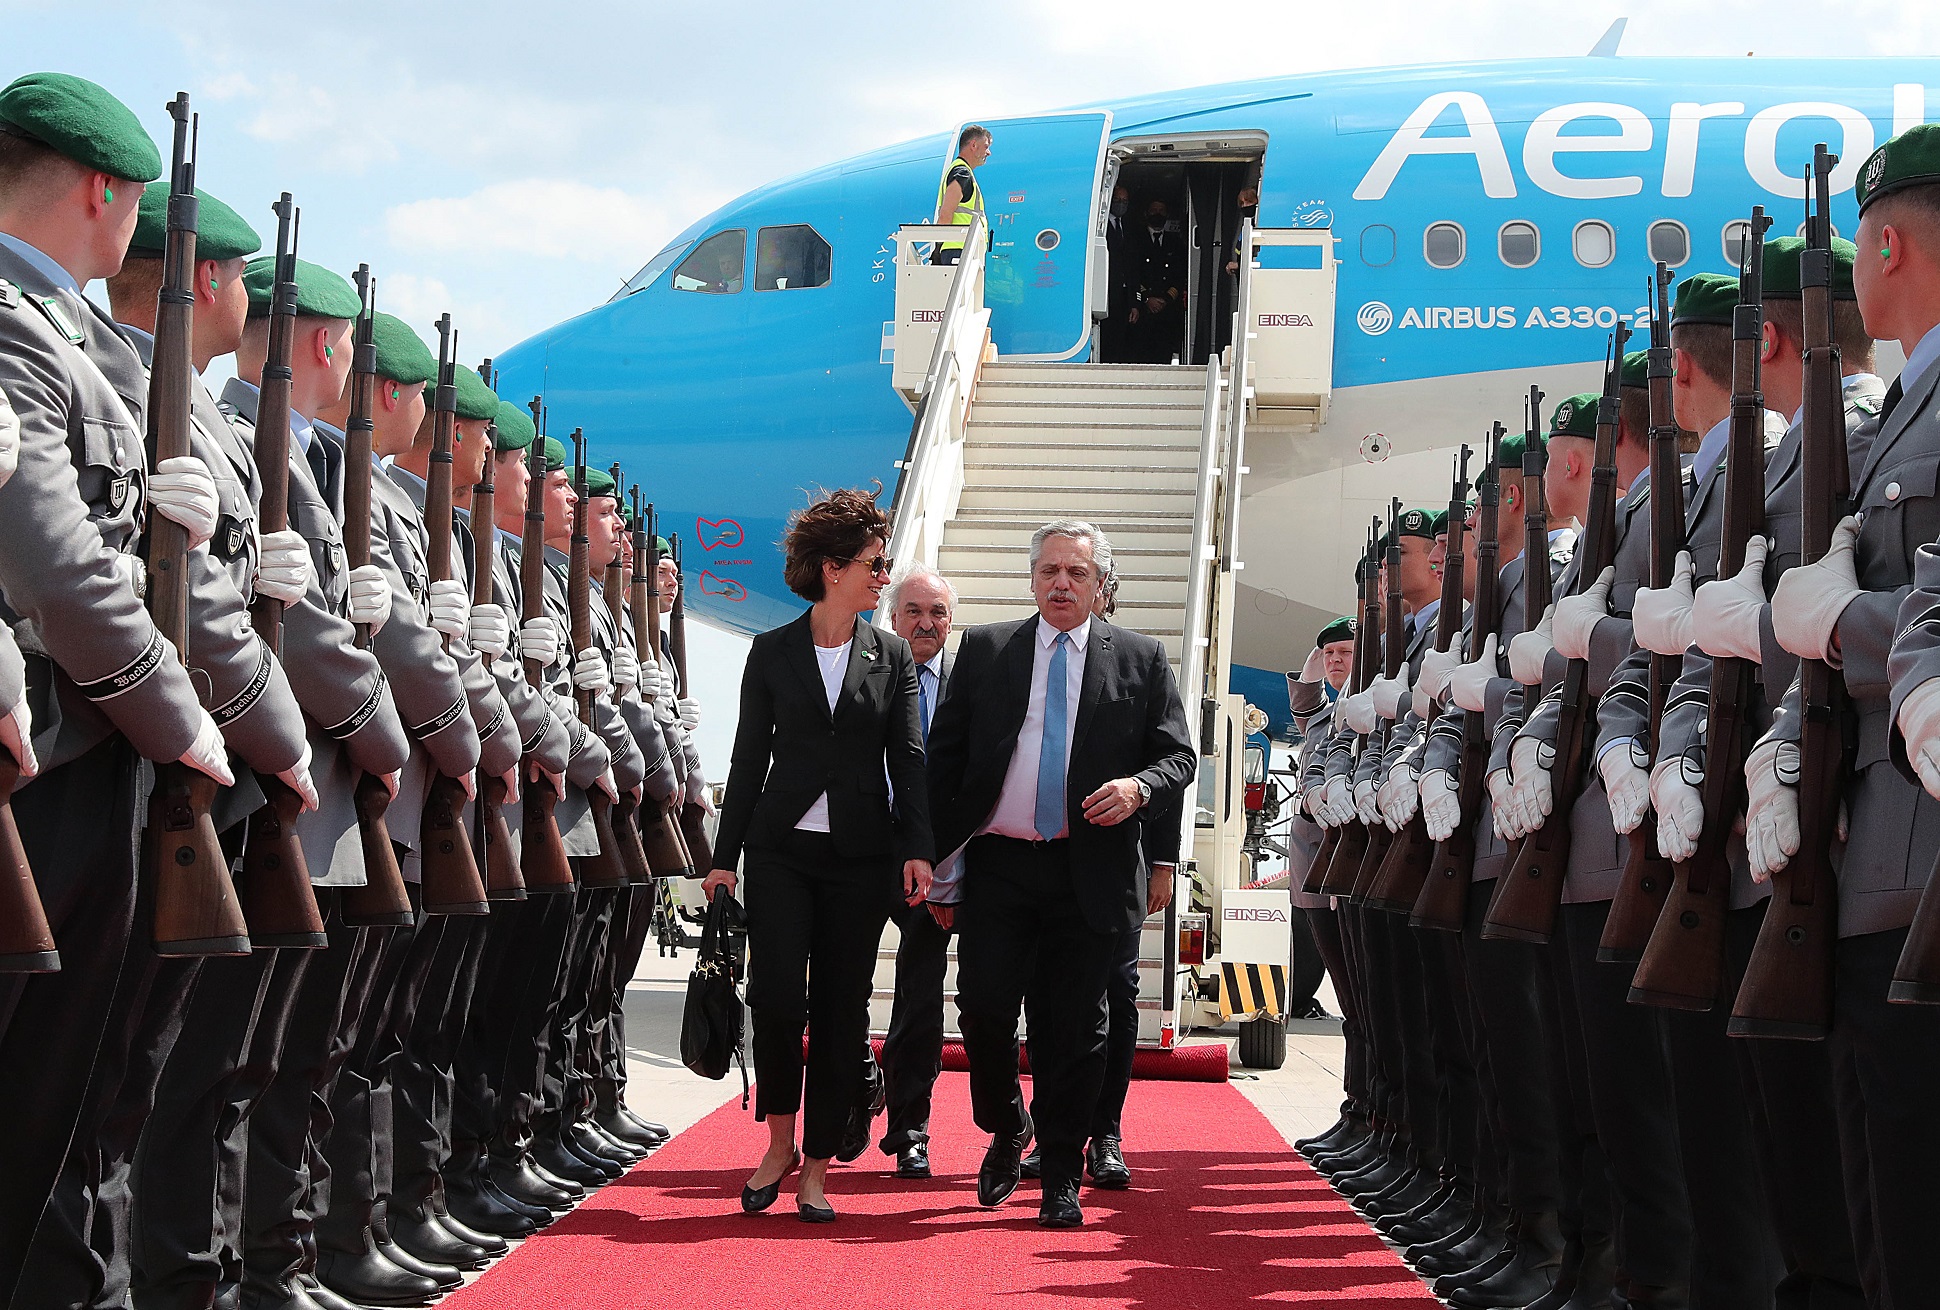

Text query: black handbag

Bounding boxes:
[680,890,750,1105]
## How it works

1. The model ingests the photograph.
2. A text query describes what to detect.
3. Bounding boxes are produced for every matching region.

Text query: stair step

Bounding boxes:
[963,440,1201,456]
[961,465,1199,490]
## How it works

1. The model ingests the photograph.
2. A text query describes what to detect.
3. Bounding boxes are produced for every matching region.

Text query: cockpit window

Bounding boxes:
[755,225,833,291]
[672,230,747,294]
[617,241,693,298]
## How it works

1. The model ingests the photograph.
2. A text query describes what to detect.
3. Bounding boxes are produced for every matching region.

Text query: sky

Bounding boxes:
[10,0,1938,768]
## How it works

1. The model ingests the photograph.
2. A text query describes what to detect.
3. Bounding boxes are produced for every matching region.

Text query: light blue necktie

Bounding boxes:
[917,665,933,745]
[1035,633,1070,840]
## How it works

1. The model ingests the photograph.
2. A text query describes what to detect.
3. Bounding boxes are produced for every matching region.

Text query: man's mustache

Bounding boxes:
[912,624,940,640]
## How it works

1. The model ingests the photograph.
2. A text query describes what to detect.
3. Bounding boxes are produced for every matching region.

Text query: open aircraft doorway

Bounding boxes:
[1098,133,1266,366]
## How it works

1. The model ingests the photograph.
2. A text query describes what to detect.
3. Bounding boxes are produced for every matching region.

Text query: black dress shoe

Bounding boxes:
[797,1199,837,1223]
[373,1238,461,1292]
[575,1120,645,1166]
[616,1107,670,1143]
[1431,1239,1516,1300]
[489,1157,575,1209]
[1412,1211,1507,1276]
[742,1151,801,1213]
[480,1172,557,1225]
[977,1114,1034,1207]
[1444,1210,1566,1309]
[1085,1137,1130,1189]
[242,1277,325,1310]
[555,1128,625,1180]
[389,1208,491,1271]
[533,1134,610,1187]
[525,1157,587,1198]
[316,1242,440,1308]
[1019,1145,1041,1180]
[295,1277,366,1310]
[594,1105,661,1148]
[895,1143,931,1178]
[1038,1179,1083,1228]
[423,1203,508,1257]
[836,1102,875,1164]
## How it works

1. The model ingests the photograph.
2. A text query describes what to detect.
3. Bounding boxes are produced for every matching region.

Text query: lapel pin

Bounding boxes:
[861,650,876,661]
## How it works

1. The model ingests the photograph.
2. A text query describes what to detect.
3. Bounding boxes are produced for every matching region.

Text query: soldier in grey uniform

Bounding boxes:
[0,72,244,1304]
[1748,121,1940,1306]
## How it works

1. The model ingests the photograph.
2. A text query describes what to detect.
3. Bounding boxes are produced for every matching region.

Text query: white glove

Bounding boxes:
[254,528,312,606]
[572,647,611,697]
[426,578,469,640]
[467,603,509,660]
[0,381,18,488]
[638,656,667,703]
[1353,778,1380,826]
[1650,755,1706,863]
[518,616,560,668]
[1370,674,1408,721]
[1414,646,1461,719]
[1341,690,1377,735]
[495,764,521,805]
[679,696,701,731]
[1488,767,1519,840]
[1898,676,1940,800]
[179,708,236,787]
[1509,605,1555,685]
[594,768,620,805]
[277,740,319,812]
[1299,646,1327,686]
[1301,782,1327,821]
[1772,515,1862,663]
[1744,737,1801,882]
[346,565,392,634]
[1320,776,1354,827]
[1507,735,1555,837]
[147,455,219,551]
[1450,634,1499,714]
[1687,538,1770,662]
[1632,551,1697,658]
[1553,566,1615,662]
[0,694,38,780]
[1598,741,1652,835]
[610,646,639,692]
[1378,762,1419,831]
[1420,768,1462,841]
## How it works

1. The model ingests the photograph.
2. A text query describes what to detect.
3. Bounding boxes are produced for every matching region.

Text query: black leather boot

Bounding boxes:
[1551,1230,1615,1310]
[489,1153,578,1209]
[295,1275,363,1310]
[1378,1179,1461,1237]
[576,1118,646,1165]
[1414,1207,1510,1277]
[1431,1236,1515,1301]
[1612,1284,1689,1310]
[1444,1209,1568,1308]
[1313,1128,1389,1177]
[1361,1165,1440,1220]
[239,1274,325,1310]
[315,1229,440,1308]
[535,1129,615,1185]
[594,1103,660,1148]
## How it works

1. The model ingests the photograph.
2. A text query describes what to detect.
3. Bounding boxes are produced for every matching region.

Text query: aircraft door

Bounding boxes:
[948,112,1112,360]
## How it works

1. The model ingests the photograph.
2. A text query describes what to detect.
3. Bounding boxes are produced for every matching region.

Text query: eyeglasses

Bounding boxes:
[847,554,893,577]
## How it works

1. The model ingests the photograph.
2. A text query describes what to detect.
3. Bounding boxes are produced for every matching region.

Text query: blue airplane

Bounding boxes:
[493,35,1938,722]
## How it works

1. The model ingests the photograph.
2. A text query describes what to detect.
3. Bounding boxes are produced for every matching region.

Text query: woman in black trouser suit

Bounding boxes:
[702,489,933,1221]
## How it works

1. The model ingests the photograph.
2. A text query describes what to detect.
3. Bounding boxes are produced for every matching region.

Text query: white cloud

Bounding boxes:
[386,179,693,265]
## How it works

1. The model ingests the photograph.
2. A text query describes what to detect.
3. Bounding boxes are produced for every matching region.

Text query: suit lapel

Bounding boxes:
[784,611,830,721]
[1856,360,1940,494]
[994,617,1039,750]
[834,618,874,721]
[1766,419,1803,496]
[1072,619,1113,754]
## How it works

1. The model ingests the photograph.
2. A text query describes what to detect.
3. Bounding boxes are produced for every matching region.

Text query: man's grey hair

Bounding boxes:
[882,561,958,614]
[1029,520,1114,578]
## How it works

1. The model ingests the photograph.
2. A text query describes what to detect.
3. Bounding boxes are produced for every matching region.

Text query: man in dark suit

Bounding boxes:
[1129,199,1184,364]
[926,520,1195,1228]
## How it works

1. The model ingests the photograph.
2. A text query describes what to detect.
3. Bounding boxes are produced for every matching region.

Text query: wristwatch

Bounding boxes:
[1135,778,1152,808]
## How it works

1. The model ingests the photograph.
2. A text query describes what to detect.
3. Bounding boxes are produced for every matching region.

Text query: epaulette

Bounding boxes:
[1852,393,1882,417]
[0,278,17,309]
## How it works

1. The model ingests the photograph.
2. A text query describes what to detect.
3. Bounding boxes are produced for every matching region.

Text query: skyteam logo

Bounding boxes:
[1357,301,1395,335]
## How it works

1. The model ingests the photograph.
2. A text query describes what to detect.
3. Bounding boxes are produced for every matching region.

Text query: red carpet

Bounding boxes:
[936,1040,1231,1082]
[446,1073,1435,1308]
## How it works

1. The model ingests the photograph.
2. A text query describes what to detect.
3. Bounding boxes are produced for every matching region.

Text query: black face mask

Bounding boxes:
[1110,199,1128,216]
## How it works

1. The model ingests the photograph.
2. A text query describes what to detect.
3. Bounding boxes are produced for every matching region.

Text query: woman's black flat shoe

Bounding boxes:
[797,1199,837,1224]
[741,1152,801,1213]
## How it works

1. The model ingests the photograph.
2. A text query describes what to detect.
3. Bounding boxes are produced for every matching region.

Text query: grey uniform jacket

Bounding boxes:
[608,590,683,806]
[1289,694,1333,908]
[0,250,205,772]
[541,547,645,792]
[218,379,409,885]
[491,533,607,794]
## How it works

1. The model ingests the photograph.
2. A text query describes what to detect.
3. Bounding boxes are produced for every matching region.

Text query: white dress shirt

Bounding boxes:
[795,638,851,833]
[980,616,1089,841]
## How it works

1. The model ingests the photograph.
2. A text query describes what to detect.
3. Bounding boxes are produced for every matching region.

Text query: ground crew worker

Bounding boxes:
[932,124,989,266]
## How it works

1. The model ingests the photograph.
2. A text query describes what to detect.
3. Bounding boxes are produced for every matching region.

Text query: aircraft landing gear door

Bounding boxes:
[951,112,1112,360]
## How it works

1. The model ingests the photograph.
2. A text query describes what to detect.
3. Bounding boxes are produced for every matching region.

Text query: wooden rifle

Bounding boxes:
[569,430,628,888]
[598,464,656,884]
[1320,518,1385,898]
[1741,154,1849,1029]
[147,95,249,957]
[1486,326,1631,943]
[1498,387,1551,875]
[468,360,523,902]
[518,400,575,893]
[666,532,715,873]
[1371,448,1471,912]
[1631,209,1772,1008]
[618,483,695,880]
[1415,427,1504,930]
[1349,500,1407,902]
[417,318,488,916]
[1601,265,1685,962]
[337,268,414,927]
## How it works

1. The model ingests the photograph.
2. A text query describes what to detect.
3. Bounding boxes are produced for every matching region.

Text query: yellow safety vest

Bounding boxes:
[936,156,983,252]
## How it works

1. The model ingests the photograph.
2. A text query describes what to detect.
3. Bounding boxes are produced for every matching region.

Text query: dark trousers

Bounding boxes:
[1544,921,1612,1242]
[1090,923,1142,1142]
[1287,907,1326,1010]
[744,831,894,1161]
[1830,926,1940,1309]
[1559,900,1691,1289]
[1307,906,1368,1117]
[594,885,656,1103]
[878,904,954,1153]
[0,740,140,1308]
[1462,880,1564,1214]
[484,894,576,1157]
[955,835,1114,1188]
[1416,926,1479,1185]
[393,913,490,1211]
[539,884,616,1135]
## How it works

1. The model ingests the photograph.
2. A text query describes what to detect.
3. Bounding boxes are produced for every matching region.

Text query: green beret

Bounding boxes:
[369,312,435,385]
[1620,349,1649,389]
[1393,506,1438,543]
[0,73,160,183]
[1549,393,1600,440]
[1315,616,1355,649]
[654,535,673,556]
[1857,123,1940,213]
[1672,272,1738,329]
[619,503,636,530]
[543,436,567,473]
[582,466,616,499]
[128,186,260,262]
[1428,508,1451,536]
[242,256,360,320]
[451,364,497,421]
[1761,234,1858,300]
[492,400,535,452]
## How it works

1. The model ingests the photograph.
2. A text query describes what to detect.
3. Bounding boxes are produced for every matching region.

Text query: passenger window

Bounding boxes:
[671,230,746,294]
[1424,222,1465,269]
[1498,221,1539,268]
[1360,224,1396,267]
[1647,220,1690,267]
[1572,220,1615,269]
[1722,220,1752,269]
[754,225,833,291]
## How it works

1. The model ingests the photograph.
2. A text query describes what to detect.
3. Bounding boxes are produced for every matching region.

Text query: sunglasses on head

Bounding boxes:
[848,554,893,577]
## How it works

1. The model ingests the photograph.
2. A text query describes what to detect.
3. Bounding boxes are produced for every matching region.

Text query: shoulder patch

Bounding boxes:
[28,294,83,345]
[0,279,17,309]
[1852,394,1881,417]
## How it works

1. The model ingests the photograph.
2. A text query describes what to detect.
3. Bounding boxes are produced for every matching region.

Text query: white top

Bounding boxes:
[979,616,1090,841]
[794,638,853,833]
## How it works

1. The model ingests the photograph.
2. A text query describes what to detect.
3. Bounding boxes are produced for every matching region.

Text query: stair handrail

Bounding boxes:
[886,214,989,571]
[1220,218,1255,576]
